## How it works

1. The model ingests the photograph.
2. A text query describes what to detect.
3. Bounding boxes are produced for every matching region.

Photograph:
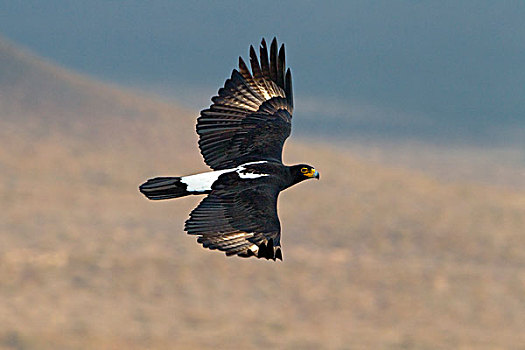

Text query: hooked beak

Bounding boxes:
[314,170,320,180]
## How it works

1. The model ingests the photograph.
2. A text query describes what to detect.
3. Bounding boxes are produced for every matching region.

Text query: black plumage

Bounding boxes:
[139,38,319,261]
[198,38,293,170]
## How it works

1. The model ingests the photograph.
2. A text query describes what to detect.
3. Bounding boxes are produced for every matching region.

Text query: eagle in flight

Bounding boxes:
[139,38,319,261]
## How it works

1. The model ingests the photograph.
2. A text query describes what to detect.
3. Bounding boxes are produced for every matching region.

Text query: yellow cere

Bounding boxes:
[301,168,316,177]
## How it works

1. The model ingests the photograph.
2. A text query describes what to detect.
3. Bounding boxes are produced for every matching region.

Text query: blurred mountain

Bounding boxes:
[2,2,525,145]
[0,35,194,156]
[1,37,525,349]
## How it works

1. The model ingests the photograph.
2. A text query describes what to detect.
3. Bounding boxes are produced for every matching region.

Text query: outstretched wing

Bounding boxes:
[184,182,283,260]
[197,37,294,170]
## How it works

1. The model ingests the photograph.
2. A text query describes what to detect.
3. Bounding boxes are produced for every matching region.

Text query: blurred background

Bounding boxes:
[1,1,524,349]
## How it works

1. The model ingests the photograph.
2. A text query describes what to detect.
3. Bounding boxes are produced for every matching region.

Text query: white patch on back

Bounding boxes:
[236,161,269,179]
[180,161,269,192]
[181,169,231,192]
[237,172,268,179]
[241,161,268,166]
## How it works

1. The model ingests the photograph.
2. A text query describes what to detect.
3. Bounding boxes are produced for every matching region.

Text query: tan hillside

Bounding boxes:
[1,37,525,349]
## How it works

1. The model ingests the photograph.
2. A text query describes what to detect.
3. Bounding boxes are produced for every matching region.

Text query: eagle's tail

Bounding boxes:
[139,177,190,200]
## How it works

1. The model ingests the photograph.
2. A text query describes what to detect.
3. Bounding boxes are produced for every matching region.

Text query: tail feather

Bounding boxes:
[139,177,189,200]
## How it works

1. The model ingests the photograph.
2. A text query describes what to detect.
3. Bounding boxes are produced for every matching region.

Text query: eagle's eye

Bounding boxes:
[300,167,309,174]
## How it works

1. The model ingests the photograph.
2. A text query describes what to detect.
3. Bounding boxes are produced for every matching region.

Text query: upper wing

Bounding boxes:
[197,38,294,170]
[184,182,282,260]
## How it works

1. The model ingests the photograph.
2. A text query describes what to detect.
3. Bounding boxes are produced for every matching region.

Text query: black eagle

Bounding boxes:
[139,38,319,261]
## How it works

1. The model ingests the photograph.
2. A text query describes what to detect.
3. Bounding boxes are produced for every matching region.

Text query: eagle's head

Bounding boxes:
[290,164,320,184]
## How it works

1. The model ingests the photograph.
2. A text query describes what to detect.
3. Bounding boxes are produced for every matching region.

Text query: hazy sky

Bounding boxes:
[1,1,524,145]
